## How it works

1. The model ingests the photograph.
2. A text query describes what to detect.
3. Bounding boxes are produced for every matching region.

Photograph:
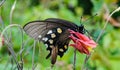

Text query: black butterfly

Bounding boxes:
[23,18,85,64]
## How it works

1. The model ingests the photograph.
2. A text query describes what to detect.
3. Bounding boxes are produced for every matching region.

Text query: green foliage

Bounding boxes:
[91,0,104,14]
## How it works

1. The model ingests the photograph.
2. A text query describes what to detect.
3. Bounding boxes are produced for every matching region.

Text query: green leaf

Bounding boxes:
[91,0,104,14]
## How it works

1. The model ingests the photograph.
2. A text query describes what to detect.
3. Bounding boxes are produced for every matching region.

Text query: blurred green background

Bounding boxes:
[0,0,120,70]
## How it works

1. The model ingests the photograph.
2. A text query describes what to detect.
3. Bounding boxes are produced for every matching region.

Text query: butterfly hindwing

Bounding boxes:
[42,27,70,58]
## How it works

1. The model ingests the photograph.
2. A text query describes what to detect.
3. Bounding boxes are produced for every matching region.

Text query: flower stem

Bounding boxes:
[73,48,77,70]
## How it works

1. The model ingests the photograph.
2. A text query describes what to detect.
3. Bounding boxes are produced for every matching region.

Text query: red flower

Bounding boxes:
[68,29,97,55]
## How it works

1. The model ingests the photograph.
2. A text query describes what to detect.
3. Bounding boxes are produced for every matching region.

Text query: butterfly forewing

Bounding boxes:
[45,18,78,31]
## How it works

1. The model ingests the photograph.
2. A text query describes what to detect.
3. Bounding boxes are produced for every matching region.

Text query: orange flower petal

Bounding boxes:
[68,29,97,54]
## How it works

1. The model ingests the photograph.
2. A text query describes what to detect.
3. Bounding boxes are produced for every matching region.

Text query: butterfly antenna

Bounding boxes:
[80,16,83,24]
[83,13,98,24]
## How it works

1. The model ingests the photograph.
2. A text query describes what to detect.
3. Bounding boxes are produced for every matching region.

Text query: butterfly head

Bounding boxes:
[78,24,85,34]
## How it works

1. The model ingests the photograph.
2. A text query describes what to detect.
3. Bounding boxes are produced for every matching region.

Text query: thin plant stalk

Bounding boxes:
[73,49,77,70]
[32,41,36,70]
[0,24,23,70]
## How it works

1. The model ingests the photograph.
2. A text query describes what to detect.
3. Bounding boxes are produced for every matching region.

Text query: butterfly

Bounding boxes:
[23,18,85,64]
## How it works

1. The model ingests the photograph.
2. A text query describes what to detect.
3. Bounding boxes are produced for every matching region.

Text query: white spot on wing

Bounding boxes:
[38,35,42,38]
[59,48,64,52]
[47,30,52,34]
[48,39,53,44]
[51,33,56,38]
[57,28,62,33]
[42,37,48,42]
[64,45,68,49]
[49,45,53,48]
[45,44,48,47]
